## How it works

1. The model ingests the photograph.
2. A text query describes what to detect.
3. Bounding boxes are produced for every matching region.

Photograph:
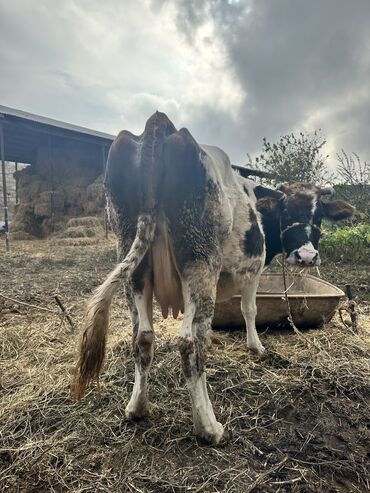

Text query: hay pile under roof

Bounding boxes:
[10,156,105,239]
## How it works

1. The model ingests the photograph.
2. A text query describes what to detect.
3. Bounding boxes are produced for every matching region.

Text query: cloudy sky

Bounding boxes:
[0,0,369,166]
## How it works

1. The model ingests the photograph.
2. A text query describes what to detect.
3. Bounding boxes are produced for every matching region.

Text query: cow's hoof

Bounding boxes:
[248,342,266,356]
[196,421,226,446]
[125,402,150,421]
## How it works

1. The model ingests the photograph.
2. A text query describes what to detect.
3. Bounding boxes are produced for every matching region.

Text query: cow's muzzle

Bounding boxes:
[287,245,321,267]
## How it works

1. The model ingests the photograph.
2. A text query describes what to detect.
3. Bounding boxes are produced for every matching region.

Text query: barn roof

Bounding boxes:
[0,105,115,164]
[0,104,270,179]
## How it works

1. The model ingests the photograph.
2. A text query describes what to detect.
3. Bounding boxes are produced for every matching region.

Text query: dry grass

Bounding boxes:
[0,239,369,492]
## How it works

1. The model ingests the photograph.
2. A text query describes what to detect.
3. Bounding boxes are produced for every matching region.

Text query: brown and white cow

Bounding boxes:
[73,112,353,444]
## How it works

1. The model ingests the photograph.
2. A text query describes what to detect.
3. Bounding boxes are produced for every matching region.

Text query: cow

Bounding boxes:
[73,112,353,444]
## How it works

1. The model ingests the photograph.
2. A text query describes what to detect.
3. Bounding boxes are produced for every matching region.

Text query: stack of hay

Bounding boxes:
[10,160,105,240]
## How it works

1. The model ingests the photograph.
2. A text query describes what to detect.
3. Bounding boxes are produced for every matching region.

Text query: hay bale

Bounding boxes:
[66,216,102,228]
[61,226,98,238]
[65,206,84,217]
[13,202,33,218]
[54,237,100,246]
[84,175,104,214]
[86,175,104,200]
[17,175,49,200]
[57,216,104,238]
[9,230,37,241]
[64,174,94,188]
[83,200,104,215]
[34,191,65,218]
[10,203,42,238]
[39,191,64,209]
[34,202,51,218]
[63,186,86,207]
[41,218,65,233]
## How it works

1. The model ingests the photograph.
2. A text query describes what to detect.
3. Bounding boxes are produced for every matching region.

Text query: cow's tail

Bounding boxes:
[72,213,156,400]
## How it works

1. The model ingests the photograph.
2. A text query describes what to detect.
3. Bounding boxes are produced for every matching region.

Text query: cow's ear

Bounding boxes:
[322,200,355,221]
[254,185,285,200]
[256,197,282,216]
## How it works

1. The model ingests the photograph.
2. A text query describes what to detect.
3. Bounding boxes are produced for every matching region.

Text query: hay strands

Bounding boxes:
[245,456,289,493]
[0,291,75,332]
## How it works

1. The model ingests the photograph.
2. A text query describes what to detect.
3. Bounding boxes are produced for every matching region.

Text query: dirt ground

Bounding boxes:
[1,237,369,493]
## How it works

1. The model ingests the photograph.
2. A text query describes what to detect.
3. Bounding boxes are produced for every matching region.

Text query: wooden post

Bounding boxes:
[0,124,10,252]
[345,284,358,332]
[101,145,108,240]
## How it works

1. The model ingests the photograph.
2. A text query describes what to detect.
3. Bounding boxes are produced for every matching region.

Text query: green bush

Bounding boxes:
[320,223,370,263]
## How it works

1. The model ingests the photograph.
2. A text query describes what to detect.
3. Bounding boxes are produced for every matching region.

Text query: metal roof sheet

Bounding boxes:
[0,105,115,164]
[0,105,115,141]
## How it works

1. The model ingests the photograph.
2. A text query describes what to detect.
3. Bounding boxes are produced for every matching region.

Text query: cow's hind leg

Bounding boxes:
[125,268,154,419]
[178,264,224,444]
[241,276,265,355]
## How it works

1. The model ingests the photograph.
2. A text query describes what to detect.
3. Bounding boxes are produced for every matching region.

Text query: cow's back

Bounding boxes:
[105,112,177,223]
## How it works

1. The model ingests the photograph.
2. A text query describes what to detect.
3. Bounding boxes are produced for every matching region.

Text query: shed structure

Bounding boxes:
[0,105,115,243]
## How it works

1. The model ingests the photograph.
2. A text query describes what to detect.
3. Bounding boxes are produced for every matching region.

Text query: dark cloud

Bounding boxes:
[163,0,370,164]
[1,0,369,167]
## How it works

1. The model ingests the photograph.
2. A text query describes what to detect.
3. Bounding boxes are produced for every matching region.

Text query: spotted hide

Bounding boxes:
[73,112,268,445]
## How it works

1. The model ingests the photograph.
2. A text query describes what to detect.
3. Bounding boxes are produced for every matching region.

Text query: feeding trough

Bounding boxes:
[212,273,345,330]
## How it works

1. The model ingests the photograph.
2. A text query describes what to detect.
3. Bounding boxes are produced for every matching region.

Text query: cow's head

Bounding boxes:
[255,183,355,267]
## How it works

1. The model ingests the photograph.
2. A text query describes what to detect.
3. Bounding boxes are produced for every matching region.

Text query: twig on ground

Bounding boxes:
[54,295,75,331]
[0,291,75,332]
[0,292,55,313]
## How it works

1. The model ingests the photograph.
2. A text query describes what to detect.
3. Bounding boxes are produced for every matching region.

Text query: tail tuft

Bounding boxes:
[71,213,156,400]
[72,303,108,400]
